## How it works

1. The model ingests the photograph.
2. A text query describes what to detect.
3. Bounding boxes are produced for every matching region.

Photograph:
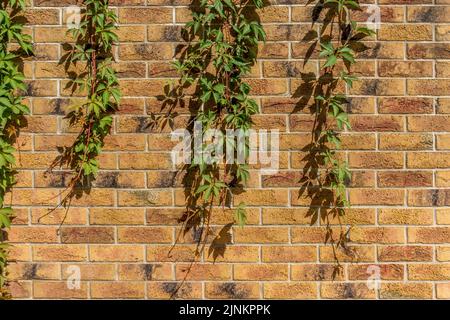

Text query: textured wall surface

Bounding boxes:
[5,0,450,299]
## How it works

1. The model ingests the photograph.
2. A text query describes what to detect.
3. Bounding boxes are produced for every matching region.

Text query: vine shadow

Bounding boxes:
[290,0,370,277]
[41,25,118,224]
[150,0,265,298]
[39,41,94,222]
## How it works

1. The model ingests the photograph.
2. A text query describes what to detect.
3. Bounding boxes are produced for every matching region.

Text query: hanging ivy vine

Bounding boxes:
[164,0,265,257]
[0,0,33,299]
[301,0,375,270]
[47,0,120,214]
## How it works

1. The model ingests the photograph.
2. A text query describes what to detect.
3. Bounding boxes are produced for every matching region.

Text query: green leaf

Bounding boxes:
[322,55,337,69]
[235,202,247,227]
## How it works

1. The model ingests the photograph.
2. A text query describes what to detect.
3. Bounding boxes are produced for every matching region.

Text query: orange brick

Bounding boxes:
[437,283,450,299]
[264,283,316,299]
[8,263,60,281]
[378,208,433,225]
[408,227,450,243]
[321,283,376,299]
[233,227,289,244]
[118,264,173,281]
[291,264,344,281]
[379,133,433,150]
[176,264,231,281]
[90,208,145,225]
[349,189,405,205]
[148,282,202,299]
[234,264,288,281]
[350,227,405,244]
[378,171,433,187]
[408,264,450,280]
[33,281,88,299]
[61,264,115,281]
[320,246,375,263]
[262,246,316,262]
[33,245,87,262]
[378,245,433,262]
[89,245,144,262]
[348,264,404,280]
[117,227,173,243]
[379,24,432,40]
[91,282,145,299]
[60,227,115,244]
[380,283,433,299]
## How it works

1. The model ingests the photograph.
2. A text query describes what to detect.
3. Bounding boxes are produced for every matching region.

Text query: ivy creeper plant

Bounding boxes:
[166,0,265,257]
[0,0,33,298]
[48,0,120,214]
[301,0,375,270]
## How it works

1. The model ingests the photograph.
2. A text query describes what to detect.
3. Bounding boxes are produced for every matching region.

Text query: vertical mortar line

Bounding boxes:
[28,1,37,299]
[430,6,437,280]
[430,3,438,287]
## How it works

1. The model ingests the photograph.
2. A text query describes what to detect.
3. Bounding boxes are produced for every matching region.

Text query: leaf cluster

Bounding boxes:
[50,0,120,199]
[300,0,375,270]
[173,0,265,248]
[0,0,31,298]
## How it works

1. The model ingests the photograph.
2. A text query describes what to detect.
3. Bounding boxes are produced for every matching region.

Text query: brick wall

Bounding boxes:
[5,0,450,299]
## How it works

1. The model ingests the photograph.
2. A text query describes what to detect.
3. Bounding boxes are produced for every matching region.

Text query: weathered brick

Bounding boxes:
[408,227,450,243]
[321,283,376,299]
[349,152,404,169]
[117,227,173,243]
[91,282,145,299]
[380,283,433,299]
[379,97,433,114]
[407,6,450,22]
[408,264,450,280]
[176,264,231,281]
[437,209,450,224]
[148,282,202,299]
[408,43,450,59]
[119,8,172,24]
[408,116,450,131]
[379,209,433,225]
[90,208,145,225]
[408,80,450,96]
[9,227,58,243]
[378,171,433,187]
[408,189,450,206]
[8,263,60,281]
[378,24,433,41]
[89,245,144,262]
[408,152,450,168]
[33,245,87,262]
[379,133,433,150]
[320,246,375,263]
[349,115,404,132]
[118,264,173,281]
[119,44,172,60]
[206,282,260,299]
[234,227,289,243]
[437,283,450,299]
[264,283,316,299]
[34,282,88,299]
[61,264,116,281]
[291,264,344,281]
[262,246,316,262]
[378,61,433,77]
[60,227,115,244]
[348,264,404,280]
[378,245,433,261]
